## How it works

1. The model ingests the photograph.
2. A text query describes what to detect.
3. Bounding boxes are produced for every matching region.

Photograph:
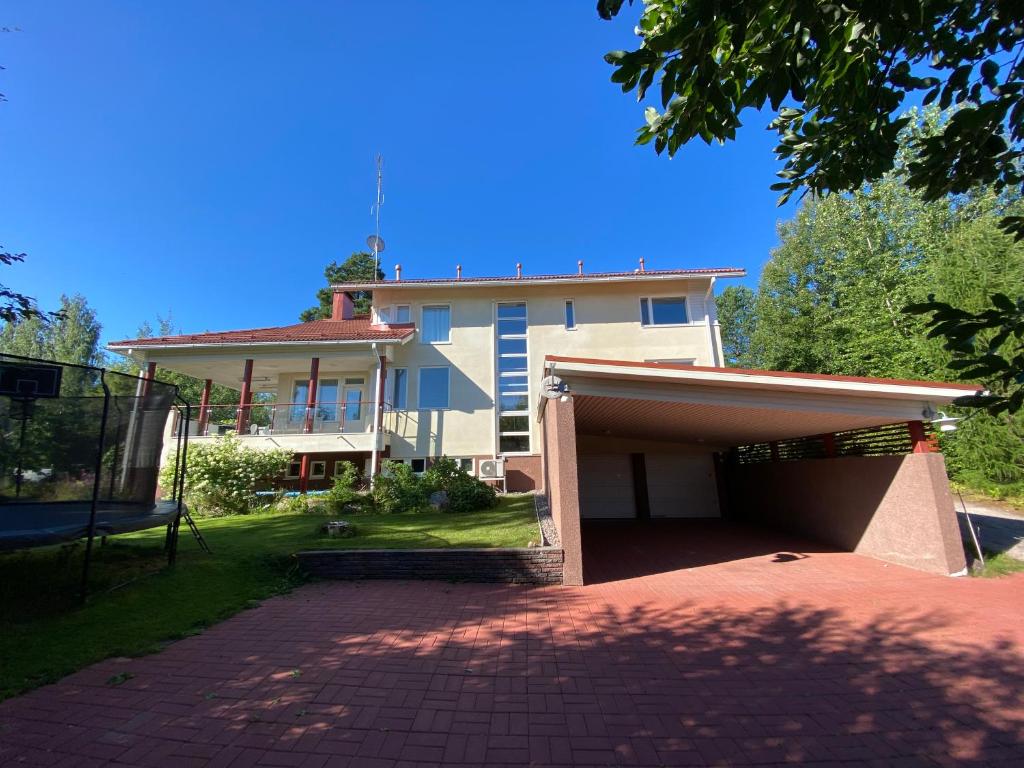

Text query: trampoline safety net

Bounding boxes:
[0,353,178,508]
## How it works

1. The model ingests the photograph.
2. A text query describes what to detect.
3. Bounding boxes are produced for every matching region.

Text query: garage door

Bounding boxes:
[645,453,720,518]
[578,454,636,519]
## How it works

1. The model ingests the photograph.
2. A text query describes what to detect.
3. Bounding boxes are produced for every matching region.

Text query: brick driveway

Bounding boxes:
[2,528,1023,766]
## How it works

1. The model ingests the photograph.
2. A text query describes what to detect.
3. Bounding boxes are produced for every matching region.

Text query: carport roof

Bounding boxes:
[543,356,982,447]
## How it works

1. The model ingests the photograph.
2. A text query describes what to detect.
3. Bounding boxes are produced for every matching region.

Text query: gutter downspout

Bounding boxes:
[369,344,383,488]
[703,276,720,367]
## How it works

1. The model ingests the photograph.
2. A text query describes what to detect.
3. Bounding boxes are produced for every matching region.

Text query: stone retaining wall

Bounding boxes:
[295,547,564,585]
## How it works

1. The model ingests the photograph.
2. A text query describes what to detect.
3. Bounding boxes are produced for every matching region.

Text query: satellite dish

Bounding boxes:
[366,235,386,254]
[541,375,567,399]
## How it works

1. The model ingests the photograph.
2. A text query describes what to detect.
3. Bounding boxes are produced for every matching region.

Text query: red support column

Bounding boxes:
[908,420,935,453]
[298,454,310,493]
[769,441,780,461]
[142,361,157,397]
[197,378,212,436]
[236,359,254,433]
[303,357,320,434]
[822,433,837,458]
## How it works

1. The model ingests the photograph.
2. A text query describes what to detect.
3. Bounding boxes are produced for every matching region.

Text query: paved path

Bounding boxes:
[958,498,1024,561]
[2,542,1023,766]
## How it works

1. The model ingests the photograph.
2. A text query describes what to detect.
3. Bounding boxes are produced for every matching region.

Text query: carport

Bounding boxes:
[539,356,981,586]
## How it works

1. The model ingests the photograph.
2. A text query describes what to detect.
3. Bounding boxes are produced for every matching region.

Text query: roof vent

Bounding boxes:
[394,264,402,281]
[456,264,462,280]
[638,257,646,272]
[516,263,522,278]
[577,260,584,275]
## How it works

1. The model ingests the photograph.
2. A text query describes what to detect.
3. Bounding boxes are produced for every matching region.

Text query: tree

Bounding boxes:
[1,248,49,323]
[108,314,238,407]
[598,0,1024,412]
[300,251,384,321]
[715,286,757,368]
[0,293,101,370]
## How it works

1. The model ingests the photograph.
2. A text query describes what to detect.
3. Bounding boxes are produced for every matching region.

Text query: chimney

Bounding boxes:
[638,257,646,272]
[456,264,462,280]
[577,260,584,275]
[331,290,355,320]
[395,264,402,281]
[516,262,522,278]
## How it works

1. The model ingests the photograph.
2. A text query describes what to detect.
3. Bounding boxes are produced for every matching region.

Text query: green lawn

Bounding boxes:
[973,550,1024,578]
[0,495,539,700]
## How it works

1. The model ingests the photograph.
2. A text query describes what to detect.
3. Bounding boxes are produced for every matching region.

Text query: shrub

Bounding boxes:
[162,434,291,517]
[324,461,360,508]
[423,456,499,513]
[372,460,429,514]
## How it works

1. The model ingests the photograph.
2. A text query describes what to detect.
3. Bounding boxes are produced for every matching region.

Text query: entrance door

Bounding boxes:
[578,454,636,519]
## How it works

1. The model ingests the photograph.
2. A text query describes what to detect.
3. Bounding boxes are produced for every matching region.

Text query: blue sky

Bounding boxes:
[1,2,795,343]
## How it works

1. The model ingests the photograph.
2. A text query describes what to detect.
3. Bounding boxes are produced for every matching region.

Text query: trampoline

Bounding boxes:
[0,353,207,597]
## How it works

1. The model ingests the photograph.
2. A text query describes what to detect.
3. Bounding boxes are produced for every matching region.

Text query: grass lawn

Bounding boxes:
[973,550,1024,578]
[0,494,539,700]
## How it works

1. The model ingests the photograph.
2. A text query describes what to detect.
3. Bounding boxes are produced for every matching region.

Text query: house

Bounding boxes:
[108,263,979,584]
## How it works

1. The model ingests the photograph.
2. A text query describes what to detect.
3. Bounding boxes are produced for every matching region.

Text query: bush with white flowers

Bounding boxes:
[162,433,292,517]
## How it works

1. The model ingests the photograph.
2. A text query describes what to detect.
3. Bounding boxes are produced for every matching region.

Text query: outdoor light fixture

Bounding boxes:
[931,411,960,433]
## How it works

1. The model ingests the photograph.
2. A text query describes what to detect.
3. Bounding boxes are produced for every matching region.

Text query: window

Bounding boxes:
[379,305,411,324]
[418,366,450,409]
[495,302,531,454]
[410,458,427,474]
[421,305,451,343]
[456,457,475,474]
[334,460,353,477]
[564,299,576,330]
[317,379,339,421]
[290,381,309,422]
[310,460,326,479]
[286,461,301,479]
[388,367,408,410]
[640,296,688,326]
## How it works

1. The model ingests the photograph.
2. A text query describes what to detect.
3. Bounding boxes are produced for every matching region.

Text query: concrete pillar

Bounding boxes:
[197,379,212,436]
[543,395,583,586]
[303,357,320,434]
[236,359,254,433]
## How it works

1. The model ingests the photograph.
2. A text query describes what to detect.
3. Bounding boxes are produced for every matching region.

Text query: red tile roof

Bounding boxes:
[331,267,745,290]
[108,318,415,348]
[545,355,982,392]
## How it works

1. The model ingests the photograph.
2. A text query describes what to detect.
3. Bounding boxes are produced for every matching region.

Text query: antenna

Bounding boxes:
[367,154,385,281]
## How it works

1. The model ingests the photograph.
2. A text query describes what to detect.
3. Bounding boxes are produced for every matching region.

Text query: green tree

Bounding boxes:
[300,251,384,321]
[108,314,238,407]
[715,285,757,368]
[598,1,1024,413]
[0,294,101,371]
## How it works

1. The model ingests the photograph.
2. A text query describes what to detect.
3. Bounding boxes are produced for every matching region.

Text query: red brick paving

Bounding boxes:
[2,523,1023,766]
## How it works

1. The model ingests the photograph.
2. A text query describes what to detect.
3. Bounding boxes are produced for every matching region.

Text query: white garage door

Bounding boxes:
[646,453,720,518]
[578,454,636,519]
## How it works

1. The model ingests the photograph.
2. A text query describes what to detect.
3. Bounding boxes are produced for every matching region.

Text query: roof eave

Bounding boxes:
[106,336,411,353]
[330,270,746,292]
[546,358,981,403]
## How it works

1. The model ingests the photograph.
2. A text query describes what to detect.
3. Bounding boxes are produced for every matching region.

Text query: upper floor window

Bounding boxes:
[640,296,688,326]
[564,299,576,330]
[418,366,450,409]
[388,367,408,410]
[379,305,411,324]
[421,305,451,343]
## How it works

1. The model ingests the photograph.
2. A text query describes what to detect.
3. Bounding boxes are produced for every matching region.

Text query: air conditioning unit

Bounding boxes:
[478,458,505,479]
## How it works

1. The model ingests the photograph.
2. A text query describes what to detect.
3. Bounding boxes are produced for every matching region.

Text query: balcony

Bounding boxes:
[176,400,391,454]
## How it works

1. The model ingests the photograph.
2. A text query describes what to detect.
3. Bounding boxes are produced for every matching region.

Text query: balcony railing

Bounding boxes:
[176,401,390,437]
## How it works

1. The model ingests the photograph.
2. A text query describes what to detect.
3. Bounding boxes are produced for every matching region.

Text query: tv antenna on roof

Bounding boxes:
[367,154,385,282]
